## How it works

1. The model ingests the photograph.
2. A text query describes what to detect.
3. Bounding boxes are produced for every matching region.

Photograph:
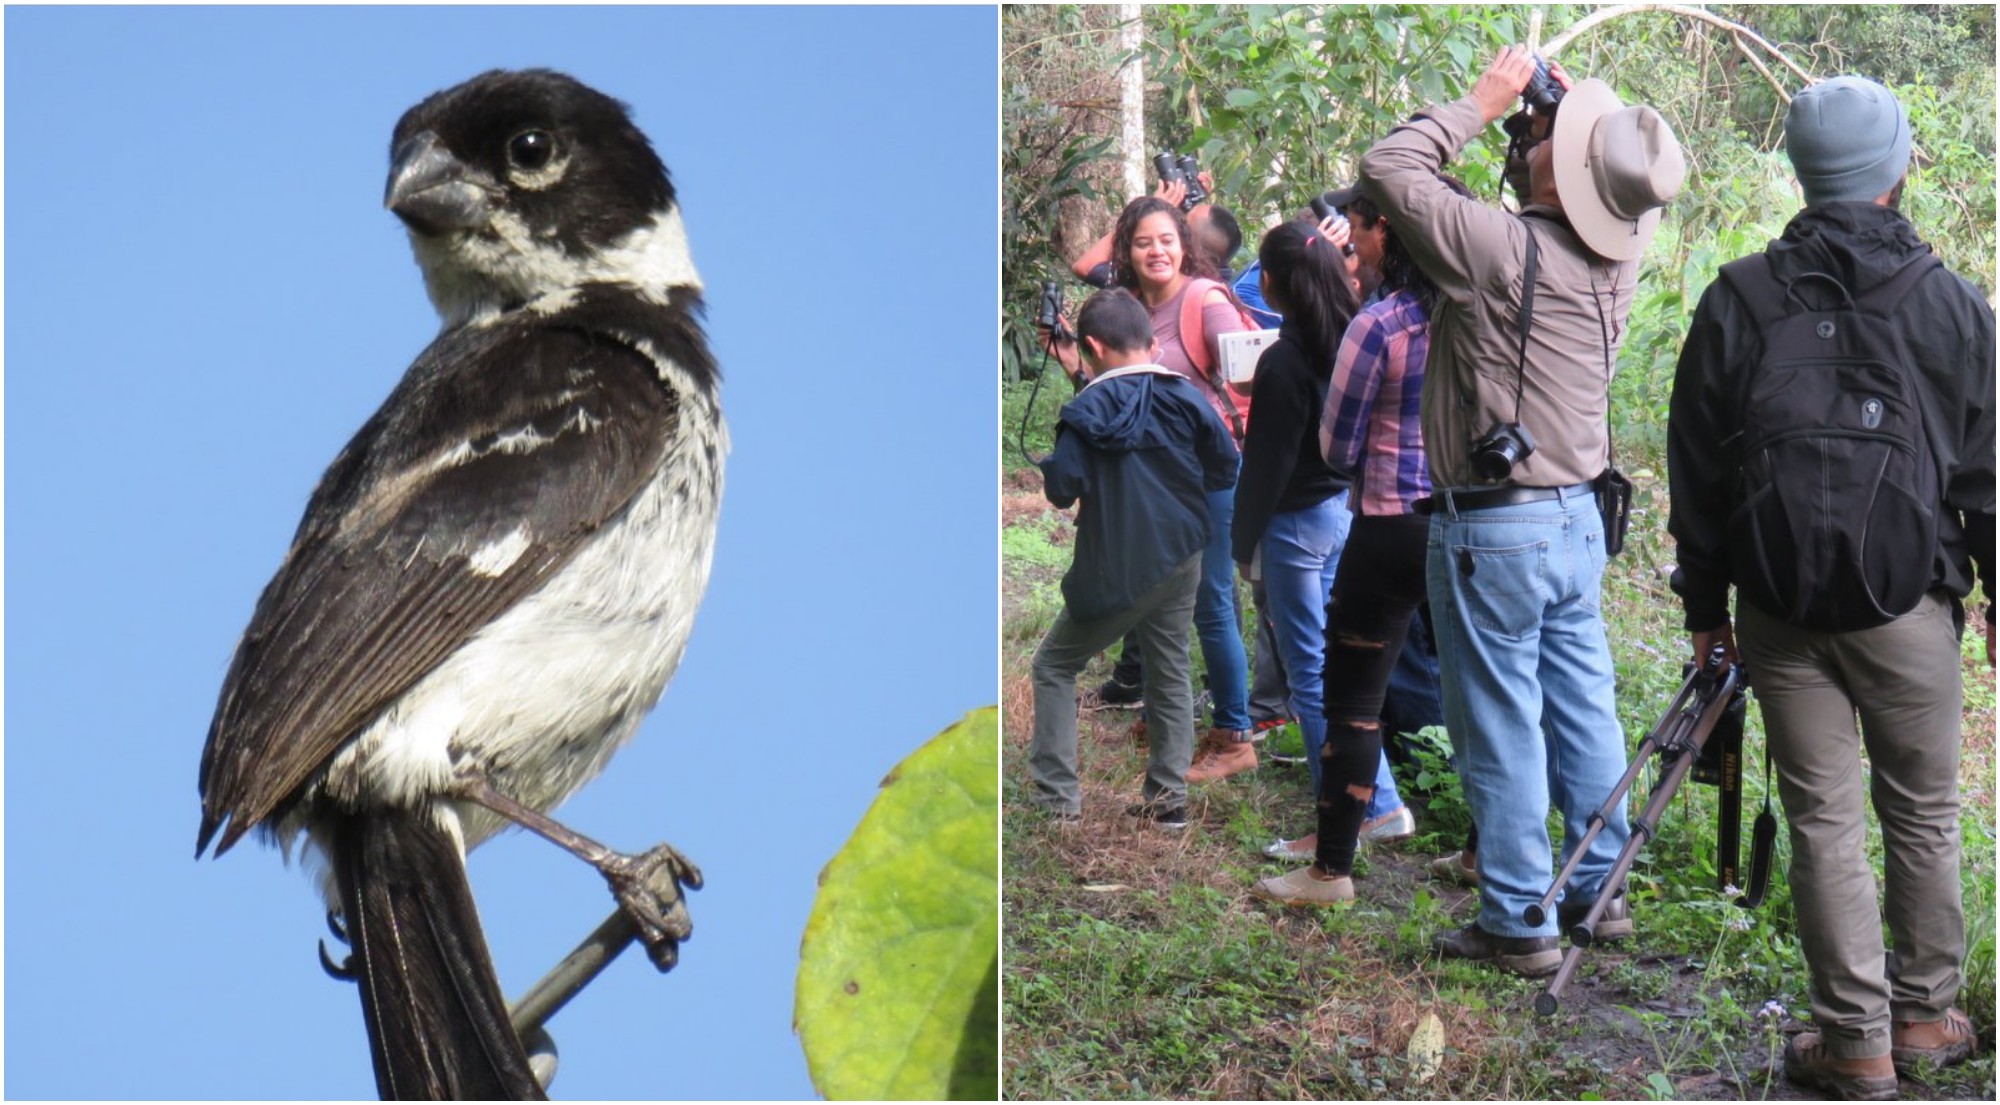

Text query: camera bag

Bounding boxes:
[1715,251,1945,632]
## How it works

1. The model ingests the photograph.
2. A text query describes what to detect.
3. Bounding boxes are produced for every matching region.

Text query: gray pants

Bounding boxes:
[1030,555,1201,814]
[1737,592,1966,1058]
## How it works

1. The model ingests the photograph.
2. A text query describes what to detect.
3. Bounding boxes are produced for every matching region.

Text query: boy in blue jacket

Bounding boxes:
[1030,288,1239,828]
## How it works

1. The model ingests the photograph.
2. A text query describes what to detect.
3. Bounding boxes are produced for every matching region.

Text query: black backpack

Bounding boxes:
[1716,251,1944,632]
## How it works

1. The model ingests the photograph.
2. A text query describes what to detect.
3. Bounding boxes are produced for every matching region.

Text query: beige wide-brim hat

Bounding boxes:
[1552,78,1687,261]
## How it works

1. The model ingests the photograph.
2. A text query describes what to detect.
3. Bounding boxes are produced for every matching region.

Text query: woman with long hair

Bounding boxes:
[1049,194,1259,799]
[1234,217,1413,866]
[1253,179,1468,906]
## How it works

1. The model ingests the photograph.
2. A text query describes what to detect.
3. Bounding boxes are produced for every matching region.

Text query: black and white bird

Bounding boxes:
[197,69,724,1100]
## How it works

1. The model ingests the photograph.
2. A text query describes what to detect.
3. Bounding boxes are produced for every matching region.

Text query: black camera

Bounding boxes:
[1522,55,1563,114]
[1036,280,1072,341]
[1470,422,1538,481]
[1153,150,1207,210]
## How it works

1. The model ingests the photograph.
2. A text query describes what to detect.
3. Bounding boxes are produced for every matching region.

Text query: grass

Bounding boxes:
[1000,433,1998,1101]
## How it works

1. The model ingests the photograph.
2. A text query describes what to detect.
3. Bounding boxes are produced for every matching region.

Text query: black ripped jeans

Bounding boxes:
[1316,511,1432,875]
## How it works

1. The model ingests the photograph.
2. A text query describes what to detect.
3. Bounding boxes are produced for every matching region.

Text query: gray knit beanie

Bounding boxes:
[1784,76,1911,205]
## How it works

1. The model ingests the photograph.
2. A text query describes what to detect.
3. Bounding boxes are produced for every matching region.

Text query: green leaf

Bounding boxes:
[1223,87,1264,108]
[796,708,999,1100]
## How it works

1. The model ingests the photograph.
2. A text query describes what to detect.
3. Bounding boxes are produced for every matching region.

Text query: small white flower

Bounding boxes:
[1758,1000,1787,1020]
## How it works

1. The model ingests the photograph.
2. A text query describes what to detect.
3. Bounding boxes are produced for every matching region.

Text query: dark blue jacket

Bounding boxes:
[1040,366,1238,622]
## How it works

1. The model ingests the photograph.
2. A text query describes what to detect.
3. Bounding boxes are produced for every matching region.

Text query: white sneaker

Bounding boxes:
[1358,806,1415,844]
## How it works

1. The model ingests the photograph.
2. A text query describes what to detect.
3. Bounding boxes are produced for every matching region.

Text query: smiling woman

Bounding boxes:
[2,5,999,1100]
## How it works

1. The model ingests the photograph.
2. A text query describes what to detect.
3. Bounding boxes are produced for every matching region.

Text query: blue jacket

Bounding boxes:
[1040,366,1238,622]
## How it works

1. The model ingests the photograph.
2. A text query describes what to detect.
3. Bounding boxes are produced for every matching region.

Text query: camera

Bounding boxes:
[1470,422,1538,481]
[1153,150,1208,210]
[1522,54,1564,114]
[1306,194,1356,257]
[1036,280,1072,341]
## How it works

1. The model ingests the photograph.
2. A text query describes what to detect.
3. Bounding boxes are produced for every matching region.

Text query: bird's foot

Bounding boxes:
[600,843,703,972]
[319,908,357,982]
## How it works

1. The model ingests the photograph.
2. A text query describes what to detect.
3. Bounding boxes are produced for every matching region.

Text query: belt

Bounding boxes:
[1414,480,1597,516]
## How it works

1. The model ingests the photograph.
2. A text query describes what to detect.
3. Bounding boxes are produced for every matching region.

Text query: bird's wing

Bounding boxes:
[198,316,690,856]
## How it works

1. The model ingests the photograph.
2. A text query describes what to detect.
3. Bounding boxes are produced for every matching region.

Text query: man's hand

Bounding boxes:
[1152,177,1189,209]
[1039,322,1081,378]
[1471,45,1538,125]
[1690,620,1740,674]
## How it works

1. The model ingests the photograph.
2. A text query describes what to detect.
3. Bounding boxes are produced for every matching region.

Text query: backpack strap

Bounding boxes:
[1859,252,1944,315]
[1177,276,1248,440]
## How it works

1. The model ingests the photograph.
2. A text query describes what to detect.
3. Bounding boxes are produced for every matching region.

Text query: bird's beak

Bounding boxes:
[386,131,492,235]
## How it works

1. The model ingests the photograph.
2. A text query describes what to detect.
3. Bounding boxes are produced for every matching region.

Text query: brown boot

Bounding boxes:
[1891,1007,1976,1070]
[1186,729,1257,782]
[1782,1033,1898,1100]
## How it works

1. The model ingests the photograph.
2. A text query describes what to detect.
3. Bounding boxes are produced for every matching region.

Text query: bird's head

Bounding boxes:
[387,69,701,327]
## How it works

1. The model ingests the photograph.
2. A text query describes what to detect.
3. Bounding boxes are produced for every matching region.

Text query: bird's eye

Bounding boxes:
[507,130,556,171]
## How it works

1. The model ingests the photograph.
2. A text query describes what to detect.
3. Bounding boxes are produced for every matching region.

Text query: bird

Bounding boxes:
[196,68,724,1100]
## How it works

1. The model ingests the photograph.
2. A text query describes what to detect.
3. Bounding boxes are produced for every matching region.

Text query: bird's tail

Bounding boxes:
[329,807,547,1101]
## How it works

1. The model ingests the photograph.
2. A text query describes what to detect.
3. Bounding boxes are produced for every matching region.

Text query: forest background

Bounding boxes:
[1000,5,1996,1100]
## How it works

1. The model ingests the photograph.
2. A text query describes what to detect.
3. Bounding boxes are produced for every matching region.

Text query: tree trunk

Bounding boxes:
[1118,3,1146,201]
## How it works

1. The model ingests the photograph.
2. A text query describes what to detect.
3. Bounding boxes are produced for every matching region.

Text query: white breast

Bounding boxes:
[309,410,727,854]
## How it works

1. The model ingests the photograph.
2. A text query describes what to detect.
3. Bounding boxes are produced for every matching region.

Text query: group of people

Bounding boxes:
[1022,47,1992,1101]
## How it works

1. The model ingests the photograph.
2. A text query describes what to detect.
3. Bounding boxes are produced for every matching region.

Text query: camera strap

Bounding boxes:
[1514,220,1539,426]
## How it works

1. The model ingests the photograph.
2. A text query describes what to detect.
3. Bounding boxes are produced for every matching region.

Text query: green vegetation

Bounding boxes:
[1001,7,1995,1098]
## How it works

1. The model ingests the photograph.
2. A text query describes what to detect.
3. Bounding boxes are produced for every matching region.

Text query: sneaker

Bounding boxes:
[1427,849,1479,886]
[1265,724,1307,765]
[1124,801,1188,831]
[1431,922,1562,978]
[1262,833,1317,861]
[1358,805,1416,844]
[1186,730,1258,783]
[1782,1033,1898,1100]
[1087,677,1143,711]
[1247,716,1293,744]
[1891,1007,1976,1071]
[1251,867,1354,907]
[1557,890,1634,943]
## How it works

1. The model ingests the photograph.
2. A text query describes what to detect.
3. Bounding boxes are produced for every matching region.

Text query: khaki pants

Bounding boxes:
[1737,592,1966,1058]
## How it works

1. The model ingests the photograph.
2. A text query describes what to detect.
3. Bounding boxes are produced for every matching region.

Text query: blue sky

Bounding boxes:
[4,6,997,1099]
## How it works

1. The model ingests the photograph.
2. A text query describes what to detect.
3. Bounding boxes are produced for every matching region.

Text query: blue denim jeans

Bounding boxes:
[1260,493,1403,818]
[1201,484,1251,731]
[1426,490,1628,938]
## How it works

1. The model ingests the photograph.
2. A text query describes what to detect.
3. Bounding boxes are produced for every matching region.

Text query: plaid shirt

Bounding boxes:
[1321,289,1432,515]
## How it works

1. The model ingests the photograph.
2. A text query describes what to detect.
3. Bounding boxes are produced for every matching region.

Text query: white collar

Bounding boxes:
[1083,362,1179,390]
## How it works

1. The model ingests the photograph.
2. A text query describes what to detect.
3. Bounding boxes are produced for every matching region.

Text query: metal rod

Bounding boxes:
[509,907,640,1037]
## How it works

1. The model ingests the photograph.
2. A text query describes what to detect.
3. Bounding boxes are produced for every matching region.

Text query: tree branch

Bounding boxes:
[1544,3,1815,91]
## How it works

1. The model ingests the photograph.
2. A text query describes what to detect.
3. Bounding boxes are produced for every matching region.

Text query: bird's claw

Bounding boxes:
[326,908,350,945]
[603,843,701,973]
[319,938,357,982]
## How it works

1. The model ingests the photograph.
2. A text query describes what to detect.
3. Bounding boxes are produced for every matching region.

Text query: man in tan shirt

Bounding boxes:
[1358,46,1684,975]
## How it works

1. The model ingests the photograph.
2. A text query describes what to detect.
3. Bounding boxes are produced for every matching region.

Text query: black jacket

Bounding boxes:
[1040,366,1237,623]
[1232,320,1352,565]
[1668,202,1996,632]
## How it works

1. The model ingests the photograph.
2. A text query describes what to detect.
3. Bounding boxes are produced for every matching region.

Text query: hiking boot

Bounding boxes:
[1431,922,1561,978]
[1263,833,1317,862]
[1891,1007,1976,1071]
[1557,889,1634,943]
[1124,801,1188,831]
[1087,677,1144,711]
[1186,729,1258,783]
[1358,805,1416,844]
[1251,866,1354,907]
[1782,1033,1898,1100]
[1427,849,1480,886]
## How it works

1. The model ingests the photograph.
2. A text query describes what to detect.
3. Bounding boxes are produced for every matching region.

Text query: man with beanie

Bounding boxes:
[1358,47,1684,976]
[1668,75,1993,1099]
[1029,287,1240,829]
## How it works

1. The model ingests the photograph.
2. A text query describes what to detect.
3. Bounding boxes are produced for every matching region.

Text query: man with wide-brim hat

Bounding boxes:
[1354,45,1684,976]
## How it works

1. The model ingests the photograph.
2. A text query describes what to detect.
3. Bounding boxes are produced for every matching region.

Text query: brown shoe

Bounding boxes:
[1891,1007,1976,1070]
[1186,729,1257,782]
[1782,1033,1897,1099]
[1251,866,1354,907]
[1431,922,1561,978]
